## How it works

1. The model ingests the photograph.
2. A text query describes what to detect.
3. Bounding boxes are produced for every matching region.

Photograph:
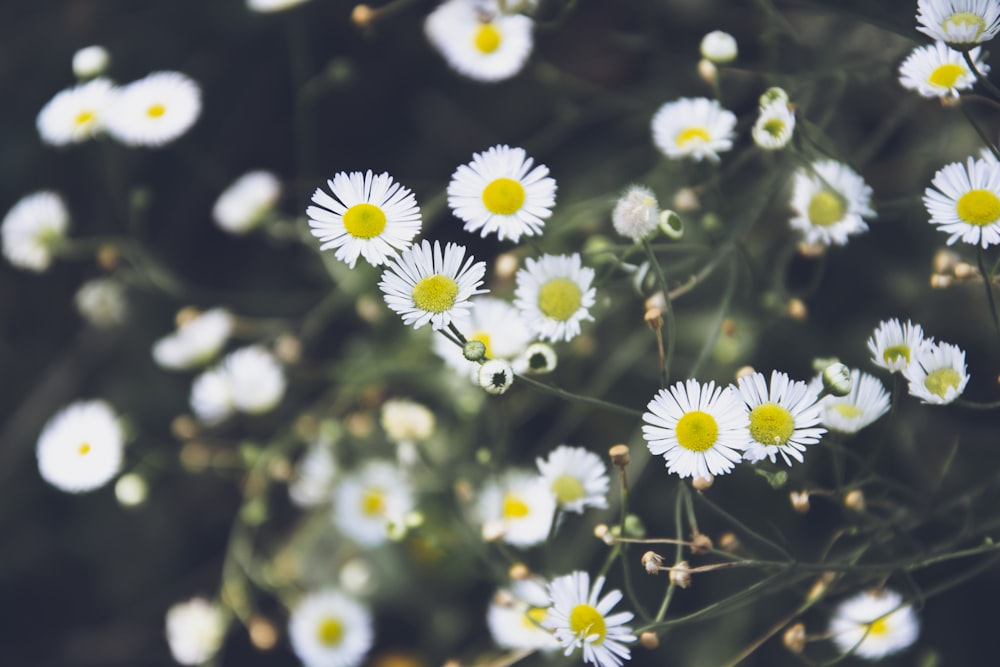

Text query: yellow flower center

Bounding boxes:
[944,12,986,39]
[748,403,795,446]
[74,110,96,128]
[762,118,786,138]
[830,403,862,419]
[675,410,719,452]
[523,606,548,628]
[928,63,966,89]
[412,274,459,313]
[537,278,582,322]
[807,190,845,227]
[569,604,607,643]
[78,443,92,456]
[924,368,961,398]
[551,474,585,504]
[502,492,530,518]
[343,203,387,239]
[471,331,492,359]
[867,617,889,636]
[482,177,525,215]
[676,126,710,147]
[883,344,910,366]
[146,103,166,118]
[361,488,386,517]
[956,189,1000,226]
[474,23,503,54]
[316,617,345,646]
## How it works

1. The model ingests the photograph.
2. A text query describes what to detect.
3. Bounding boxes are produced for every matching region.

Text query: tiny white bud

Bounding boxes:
[72,45,110,79]
[523,342,557,374]
[759,86,789,109]
[478,359,514,395]
[115,473,148,507]
[700,31,738,64]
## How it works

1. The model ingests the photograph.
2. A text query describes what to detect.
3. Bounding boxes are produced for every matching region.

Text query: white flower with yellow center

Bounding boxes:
[36,78,114,146]
[153,308,234,370]
[752,101,796,151]
[903,341,970,405]
[379,239,488,330]
[1,190,69,272]
[165,597,227,665]
[536,445,609,514]
[335,460,414,547]
[815,369,891,435]
[308,170,421,268]
[899,41,986,98]
[488,578,560,651]
[867,318,932,374]
[737,371,826,466]
[425,0,534,82]
[105,71,201,147]
[924,156,1000,247]
[642,379,749,479]
[213,170,282,235]
[916,0,1000,46]
[433,297,534,379]
[543,571,635,667]
[651,97,737,163]
[514,253,596,343]
[829,589,919,660]
[36,400,123,493]
[447,144,556,242]
[478,470,555,547]
[789,159,876,246]
[288,590,373,667]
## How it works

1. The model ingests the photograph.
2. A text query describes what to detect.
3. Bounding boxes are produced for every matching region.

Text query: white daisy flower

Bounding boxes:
[789,159,876,246]
[247,0,311,12]
[1,190,69,272]
[433,297,534,379]
[288,590,374,667]
[152,308,234,371]
[213,170,282,235]
[916,0,1000,46]
[642,379,749,479]
[379,239,488,330]
[651,97,737,163]
[737,371,826,466]
[36,78,114,146]
[447,144,556,242]
[543,571,635,667]
[105,71,201,147]
[536,445,609,513]
[866,318,932,373]
[36,400,123,493]
[425,0,534,82]
[903,341,970,404]
[165,597,227,666]
[225,345,286,415]
[924,156,1000,248]
[380,398,435,443]
[514,253,596,343]
[752,101,796,151]
[829,589,919,660]
[190,366,235,426]
[75,277,127,328]
[288,439,337,508]
[700,30,738,64]
[478,470,555,547]
[487,578,560,651]
[899,41,986,98]
[334,460,415,547]
[72,46,110,79]
[612,185,659,241]
[307,170,422,268]
[816,369,891,435]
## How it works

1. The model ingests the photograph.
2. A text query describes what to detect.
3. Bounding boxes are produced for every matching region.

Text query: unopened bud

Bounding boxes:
[735,365,755,380]
[97,244,120,271]
[844,489,866,512]
[115,473,148,507]
[719,532,740,552]
[821,362,852,397]
[690,533,713,555]
[494,252,519,280]
[73,46,111,79]
[642,551,664,574]
[700,30,738,64]
[478,359,514,395]
[954,262,977,280]
[594,524,613,544]
[639,631,660,649]
[274,334,301,364]
[760,86,790,109]
[930,273,953,289]
[786,298,808,321]
[644,307,663,332]
[624,514,646,538]
[669,560,691,588]
[721,318,738,336]
[509,563,530,580]
[933,248,960,274]
[806,572,836,603]
[659,210,684,239]
[673,188,700,212]
[463,339,487,362]
[697,58,718,85]
[351,4,378,28]
[248,616,278,651]
[523,342,557,374]
[783,622,806,654]
[790,490,811,513]
[609,444,630,467]
[692,475,714,491]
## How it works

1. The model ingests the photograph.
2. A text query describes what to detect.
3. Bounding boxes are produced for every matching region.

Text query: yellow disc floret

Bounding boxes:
[343,203,387,239]
[474,23,503,54]
[748,403,795,446]
[482,177,526,215]
[78,442,92,456]
[944,12,986,39]
[316,617,345,646]
[412,274,459,313]
[883,344,910,366]
[956,189,1000,226]
[146,103,166,118]
[924,367,961,399]
[503,493,530,518]
[807,190,845,227]
[551,475,585,504]
[676,126,710,146]
[537,278,582,322]
[675,411,719,452]
[831,403,862,419]
[361,488,386,516]
[569,604,607,643]
[928,63,966,89]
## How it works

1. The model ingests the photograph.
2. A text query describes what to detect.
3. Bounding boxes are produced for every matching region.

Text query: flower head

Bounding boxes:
[478,359,515,395]
[380,398,435,443]
[478,470,555,547]
[335,460,415,547]
[36,400,123,493]
[543,571,635,667]
[433,297,533,379]
[815,369,891,435]
[213,170,282,235]
[651,97,737,163]
[425,0,534,82]
[789,160,875,246]
[153,308,234,370]
[72,46,110,79]
[737,371,826,466]
[488,578,560,651]
[867,319,931,374]
[75,278,127,328]
[752,101,796,150]
[514,253,596,343]
[189,345,285,424]
[829,589,919,660]
[700,30,737,63]
[1,191,69,272]
[288,440,337,508]
[903,341,970,404]
[288,590,374,667]
[612,185,659,241]
[899,41,986,97]
[105,71,201,147]
[924,156,1000,247]
[916,0,1000,46]
[165,597,227,665]
[36,78,114,146]
[536,445,609,513]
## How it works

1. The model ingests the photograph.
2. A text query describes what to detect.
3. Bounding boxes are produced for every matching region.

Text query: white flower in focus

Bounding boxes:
[334,460,415,547]
[165,597,227,665]
[36,400,123,493]
[700,30,737,63]
[2,191,69,272]
[916,0,1000,46]
[487,578,560,651]
[642,379,749,479]
[380,398,435,443]
[752,102,796,150]
[816,369,891,435]
[536,445,609,513]
[307,170,422,268]
[478,470,555,547]
[737,370,826,466]
[829,589,919,660]
[36,78,114,146]
[478,358,515,395]
[924,156,1000,248]
[433,297,533,379]
[425,0,534,82]
[72,46,110,79]
[105,71,201,147]
[651,97,737,163]
[153,308,234,370]
[289,440,337,508]
[225,346,286,415]
[75,277,127,328]
[514,253,596,343]
[867,319,931,374]
[247,0,311,11]
[288,590,374,667]
[903,341,970,404]
[789,160,875,246]
[543,571,635,667]
[213,171,282,235]
[899,41,986,98]
[612,185,659,241]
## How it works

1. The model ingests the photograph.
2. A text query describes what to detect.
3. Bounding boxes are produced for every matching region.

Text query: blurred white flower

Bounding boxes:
[478,470,555,547]
[75,278,127,328]
[288,590,373,667]
[36,400,123,493]
[36,78,114,145]
[334,460,415,547]
[612,185,659,241]
[165,597,227,665]
[829,589,919,659]
[2,190,69,272]
[105,71,201,147]
[536,445,610,513]
[789,160,875,246]
[153,308,234,371]
[651,97,737,163]
[213,171,282,235]
[425,0,534,82]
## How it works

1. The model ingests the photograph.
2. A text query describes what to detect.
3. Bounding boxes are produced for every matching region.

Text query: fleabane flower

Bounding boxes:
[447,144,556,242]
[514,253,596,343]
[815,369,891,435]
[425,0,534,82]
[36,78,114,146]
[105,71,201,147]
[379,240,488,330]
[36,400,124,493]
[165,597,227,665]
[478,359,515,395]
[700,30,738,64]
[334,460,415,547]
[288,439,337,508]
[307,170,421,268]
[487,578,560,651]
[916,0,1000,47]
[737,371,826,466]
[651,97,737,163]
[752,101,796,150]
[903,341,970,404]
[189,345,285,424]
[478,470,555,547]
[213,170,282,235]
[1,190,69,272]
[153,308,234,371]
[789,160,875,246]
[433,297,533,379]
[612,185,659,241]
[72,46,110,79]
[924,156,1000,247]
[867,319,931,373]
[380,398,435,443]
[536,445,609,513]
[247,0,311,11]
[75,277,127,328]
[642,379,749,479]
[288,590,374,667]
[543,571,635,667]
[899,41,986,98]
[828,589,919,660]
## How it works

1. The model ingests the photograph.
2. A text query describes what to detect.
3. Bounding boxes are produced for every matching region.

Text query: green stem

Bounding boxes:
[963,49,1000,106]
[514,373,642,417]
[642,239,676,385]
[977,246,1000,338]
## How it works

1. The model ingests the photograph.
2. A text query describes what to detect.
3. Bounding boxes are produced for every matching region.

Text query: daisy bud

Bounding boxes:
[97,243,120,270]
[786,297,808,320]
[463,339,487,362]
[355,293,382,323]
[669,560,692,588]
[642,550,665,574]
[931,273,953,289]
[821,362,852,397]
[759,86,789,109]
[692,475,714,491]
[844,489,866,512]
[735,365,755,380]
[806,572,835,603]
[659,210,684,239]
[690,533,713,555]
[494,252,519,280]
[115,473,148,507]
[673,187,700,211]
[697,58,718,85]
[608,443,630,467]
[953,261,977,280]
[640,631,660,649]
[624,514,646,538]
[933,248,960,274]
[523,342,557,374]
[721,318,738,337]
[509,562,530,580]
[248,616,278,651]
[478,359,514,395]
[790,490,811,513]
[72,45,110,79]
[594,523,614,544]
[783,622,806,654]
[719,531,740,552]
[274,333,302,364]
[700,30,738,64]
[351,4,378,29]
[612,185,660,241]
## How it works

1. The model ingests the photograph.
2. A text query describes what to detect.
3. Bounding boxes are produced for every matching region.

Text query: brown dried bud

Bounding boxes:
[641,551,664,575]
[806,572,836,603]
[351,4,378,28]
[248,616,278,651]
[170,415,198,440]
[930,273,953,289]
[690,533,713,555]
[609,444,630,467]
[509,563,530,581]
[783,622,806,654]
[175,306,200,328]
[940,92,963,107]
[721,318,738,337]
[786,298,808,321]
[697,58,718,85]
[718,531,740,553]
[495,252,519,281]
[844,489,866,512]
[274,334,301,364]
[790,490,811,514]
[639,631,660,649]
[673,188,700,212]
[644,308,663,332]
[669,560,691,588]
[692,475,714,491]
[797,241,827,258]
[954,262,978,280]
[594,524,614,545]
[96,244,120,271]
[933,248,960,274]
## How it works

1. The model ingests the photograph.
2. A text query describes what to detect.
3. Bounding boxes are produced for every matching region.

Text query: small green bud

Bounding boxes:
[463,339,487,362]
[659,210,684,239]
[760,86,789,109]
[822,362,852,397]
